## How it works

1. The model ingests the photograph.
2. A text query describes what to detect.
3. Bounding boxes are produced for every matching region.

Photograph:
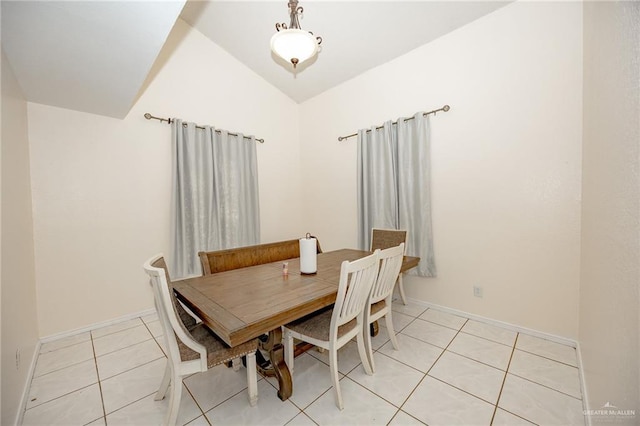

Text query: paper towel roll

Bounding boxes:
[300,236,317,275]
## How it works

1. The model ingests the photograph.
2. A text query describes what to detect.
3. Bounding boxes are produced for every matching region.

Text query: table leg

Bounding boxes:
[259,328,292,401]
[370,321,379,337]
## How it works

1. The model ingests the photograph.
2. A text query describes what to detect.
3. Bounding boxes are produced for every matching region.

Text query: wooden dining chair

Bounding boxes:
[283,250,380,410]
[144,255,259,426]
[370,228,408,305]
[363,243,405,372]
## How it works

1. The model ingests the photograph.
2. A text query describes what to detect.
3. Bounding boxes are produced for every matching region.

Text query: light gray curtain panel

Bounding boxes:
[170,119,260,279]
[357,112,436,277]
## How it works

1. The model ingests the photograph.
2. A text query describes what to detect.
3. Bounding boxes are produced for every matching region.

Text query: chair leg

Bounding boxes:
[154,362,171,401]
[246,352,258,407]
[385,311,400,351]
[356,330,374,376]
[397,275,407,305]
[329,346,344,410]
[362,321,375,373]
[164,373,182,426]
[284,330,294,374]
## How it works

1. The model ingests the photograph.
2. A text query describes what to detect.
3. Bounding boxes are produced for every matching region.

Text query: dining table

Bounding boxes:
[172,248,420,401]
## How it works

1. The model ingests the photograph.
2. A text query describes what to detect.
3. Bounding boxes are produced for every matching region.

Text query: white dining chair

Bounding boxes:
[144,254,259,426]
[283,250,380,410]
[363,243,405,372]
[370,228,408,304]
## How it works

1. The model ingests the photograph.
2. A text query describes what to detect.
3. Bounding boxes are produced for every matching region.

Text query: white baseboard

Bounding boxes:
[575,340,592,426]
[39,308,156,343]
[405,297,578,348]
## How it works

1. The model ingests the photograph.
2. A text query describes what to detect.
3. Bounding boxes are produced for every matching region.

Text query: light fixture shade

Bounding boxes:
[270,29,319,67]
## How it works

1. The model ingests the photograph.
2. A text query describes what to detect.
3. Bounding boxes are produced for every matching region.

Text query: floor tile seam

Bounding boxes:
[459,329,516,347]
[93,336,156,358]
[153,334,168,357]
[388,408,427,426]
[371,348,431,375]
[490,331,518,425]
[426,373,502,407]
[504,371,583,401]
[98,355,166,382]
[290,384,331,412]
[91,332,108,422]
[340,375,404,410]
[189,378,252,414]
[24,381,99,413]
[287,412,318,426]
[386,331,445,353]
[443,348,510,373]
[493,407,541,426]
[39,337,93,355]
[394,321,465,417]
[456,329,515,348]
[95,337,164,362]
[390,306,427,318]
[413,316,465,332]
[102,390,157,416]
[31,355,98,380]
[182,379,210,423]
[92,324,155,344]
[91,320,145,340]
[512,347,579,368]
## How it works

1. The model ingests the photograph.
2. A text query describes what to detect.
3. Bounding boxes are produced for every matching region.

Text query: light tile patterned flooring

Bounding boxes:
[22,302,586,425]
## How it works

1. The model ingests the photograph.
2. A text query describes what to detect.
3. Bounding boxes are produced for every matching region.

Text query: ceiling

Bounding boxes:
[1,1,511,118]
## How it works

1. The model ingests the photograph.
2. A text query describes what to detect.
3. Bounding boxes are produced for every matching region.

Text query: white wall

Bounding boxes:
[1,49,39,425]
[300,1,583,338]
[28,19,305,337]
[580,1,639,420]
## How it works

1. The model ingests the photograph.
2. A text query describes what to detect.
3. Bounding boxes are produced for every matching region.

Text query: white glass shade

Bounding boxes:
[270,28,319,67]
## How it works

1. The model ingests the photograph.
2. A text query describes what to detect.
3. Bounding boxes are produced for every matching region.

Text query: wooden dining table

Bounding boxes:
[172,248,420,401]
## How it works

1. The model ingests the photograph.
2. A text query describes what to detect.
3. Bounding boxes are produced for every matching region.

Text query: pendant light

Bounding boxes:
[270,0,322,70]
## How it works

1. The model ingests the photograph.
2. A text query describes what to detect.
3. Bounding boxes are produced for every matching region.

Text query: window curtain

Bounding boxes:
[357,112,436,277]
[170,119,260,279]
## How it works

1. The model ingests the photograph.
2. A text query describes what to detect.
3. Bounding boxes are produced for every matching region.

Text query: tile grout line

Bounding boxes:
[489,332,519,425]
[90,330,108,424]
[392,314,470,422]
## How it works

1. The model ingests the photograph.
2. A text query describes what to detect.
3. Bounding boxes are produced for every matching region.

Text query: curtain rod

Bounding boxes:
[143,113,265,144]
[337,105,450,142]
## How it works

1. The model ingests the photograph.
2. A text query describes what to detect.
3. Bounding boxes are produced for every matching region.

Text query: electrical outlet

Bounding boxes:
[473,286,483,298]
[16,349,21,370]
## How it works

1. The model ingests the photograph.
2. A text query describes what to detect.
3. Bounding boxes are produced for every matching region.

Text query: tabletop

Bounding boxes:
[173,248,420,347]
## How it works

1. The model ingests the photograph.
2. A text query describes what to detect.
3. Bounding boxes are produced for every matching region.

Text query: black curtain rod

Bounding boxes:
[144,113,265,144]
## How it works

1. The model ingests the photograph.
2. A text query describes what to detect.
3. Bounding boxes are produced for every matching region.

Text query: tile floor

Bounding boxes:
[22,302,586,425]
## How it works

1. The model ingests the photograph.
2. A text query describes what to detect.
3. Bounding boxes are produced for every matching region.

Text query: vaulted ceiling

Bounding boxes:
[1,1,510,118]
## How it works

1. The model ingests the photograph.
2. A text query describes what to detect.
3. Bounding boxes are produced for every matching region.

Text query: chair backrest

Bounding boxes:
[370,229,407,252]
[370,243,405,305]
[331,250,380,333]
[144,255,206,370]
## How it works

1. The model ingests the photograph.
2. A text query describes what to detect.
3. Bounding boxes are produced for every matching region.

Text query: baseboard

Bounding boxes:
[39,308,156,343]
[575,340,592,426]
[405,297,578,348]
[15,340,41,426]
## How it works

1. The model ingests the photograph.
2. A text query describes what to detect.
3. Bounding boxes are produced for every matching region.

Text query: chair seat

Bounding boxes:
[179,324,258,368]
[370,300,386,316]
[286,307,358,342]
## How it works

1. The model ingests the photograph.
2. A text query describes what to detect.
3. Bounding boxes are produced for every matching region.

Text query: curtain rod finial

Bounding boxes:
[443,105,450,112]
[144,113,152,120]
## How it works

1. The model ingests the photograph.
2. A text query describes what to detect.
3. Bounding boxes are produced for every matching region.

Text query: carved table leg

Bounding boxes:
[370,321,379,337]
[259,328,292,401]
